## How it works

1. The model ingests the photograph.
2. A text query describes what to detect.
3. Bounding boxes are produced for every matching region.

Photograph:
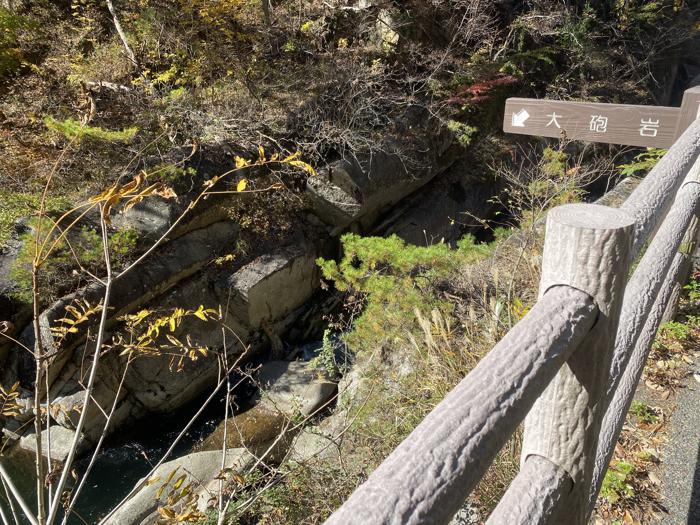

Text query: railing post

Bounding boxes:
[519,203,634,524]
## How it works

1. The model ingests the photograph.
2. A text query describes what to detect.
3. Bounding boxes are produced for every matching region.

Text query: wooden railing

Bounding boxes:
[323,113,700,524]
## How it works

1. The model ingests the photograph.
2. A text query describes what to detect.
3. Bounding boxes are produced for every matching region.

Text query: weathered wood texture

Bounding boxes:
[522,204,635,523]
[503,98,680,148]
[324,95,700,525]
[487,455,572,525]
[607,178,700,402]
[675,86,700,139]
[660,214,699,324]
[324,286,597,525]
[588,252,686,514]
[621,117,700,256]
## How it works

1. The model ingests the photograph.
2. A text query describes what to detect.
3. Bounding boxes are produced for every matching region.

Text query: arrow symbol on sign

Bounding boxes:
[512,109,530,127]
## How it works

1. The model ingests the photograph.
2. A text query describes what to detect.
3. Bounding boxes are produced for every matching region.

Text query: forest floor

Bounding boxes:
[594,269,700,525]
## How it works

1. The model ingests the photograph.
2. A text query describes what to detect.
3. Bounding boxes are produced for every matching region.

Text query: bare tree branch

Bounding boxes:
[104,0,138,68]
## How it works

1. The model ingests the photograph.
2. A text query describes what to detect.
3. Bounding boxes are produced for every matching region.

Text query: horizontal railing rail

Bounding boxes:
[324,112,700,524]
[325,286,597,525]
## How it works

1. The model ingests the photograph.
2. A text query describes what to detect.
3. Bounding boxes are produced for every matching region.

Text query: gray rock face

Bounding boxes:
[221,244,321,329]
[373,159,500,245]
[306,172,361,228]
[375,8,400,48]
[200,359,337,465]
[35,239,325,448]
[104,449,255,525]
[123,277,236,414]
[111,199,178,241]
[14,220,241,389]
[0,235,22,302]
[18,426,89,463]
[257,360,337,418]
[43,272,247,444]
[48,350,126,441]
[306,107,457,229]
[288,417,343,464]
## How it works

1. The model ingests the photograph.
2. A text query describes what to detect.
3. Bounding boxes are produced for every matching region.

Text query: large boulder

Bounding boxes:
[18,425,89,463]
[306,106,457,230]
[199,405,288,456]
[44,270,248,443]
[110,198,178,242]
[104,449,255,525]
[123,276,242,415]
[288,416,344,464]
[199,360,338,466]
[198,404,295,464]
[13,220,241,390]
[373,158,500,246]
[257,360,337,418]
[48,350,127,442]
[218,244,321,330]
[23,235,327,450]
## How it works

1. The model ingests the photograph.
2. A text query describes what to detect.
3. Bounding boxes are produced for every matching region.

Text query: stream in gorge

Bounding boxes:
[0,368,260,525]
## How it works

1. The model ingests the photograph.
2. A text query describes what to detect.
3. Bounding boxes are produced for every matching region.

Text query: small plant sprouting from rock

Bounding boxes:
[309,329,339,377]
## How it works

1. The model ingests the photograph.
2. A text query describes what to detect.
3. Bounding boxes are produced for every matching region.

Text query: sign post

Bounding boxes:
[503,87,700,148]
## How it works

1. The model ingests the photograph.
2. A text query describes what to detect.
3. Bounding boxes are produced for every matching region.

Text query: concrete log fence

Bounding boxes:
[324,115,700,525]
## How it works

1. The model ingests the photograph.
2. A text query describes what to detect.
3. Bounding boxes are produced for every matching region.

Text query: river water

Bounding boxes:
[0,371,257,524]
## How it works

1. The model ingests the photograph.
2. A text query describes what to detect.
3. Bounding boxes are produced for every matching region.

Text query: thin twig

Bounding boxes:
[104,0,138,67]
[0,463,39,525]
[45,207,113,525]
[97,350,249,524]
[0,473,19,525]
[60,359,132,525]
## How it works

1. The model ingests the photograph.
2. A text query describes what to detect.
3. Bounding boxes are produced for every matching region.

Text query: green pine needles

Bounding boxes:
[317,233,494,353]
[44,116,138,142]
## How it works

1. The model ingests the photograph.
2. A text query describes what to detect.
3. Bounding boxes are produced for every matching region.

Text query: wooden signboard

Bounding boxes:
[674,86,700,138]
[503,87,700,148]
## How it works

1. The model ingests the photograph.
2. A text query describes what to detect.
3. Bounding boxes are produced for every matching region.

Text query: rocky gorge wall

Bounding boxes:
[0,108,502,522]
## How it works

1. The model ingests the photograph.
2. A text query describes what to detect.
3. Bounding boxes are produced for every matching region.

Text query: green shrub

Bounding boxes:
[150,163,197,183]
[446,120,477,148]
[0,191,70,248]
[600,460,635,504]
[44,117,139,142]
[630,400,659,425]
[317,234,493,354]
[9,223,138,304]
[684,278,700,303]
[618,148,666,177]
[309,329,339,377]
[659,321,690,341]
[0,8,32,79]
